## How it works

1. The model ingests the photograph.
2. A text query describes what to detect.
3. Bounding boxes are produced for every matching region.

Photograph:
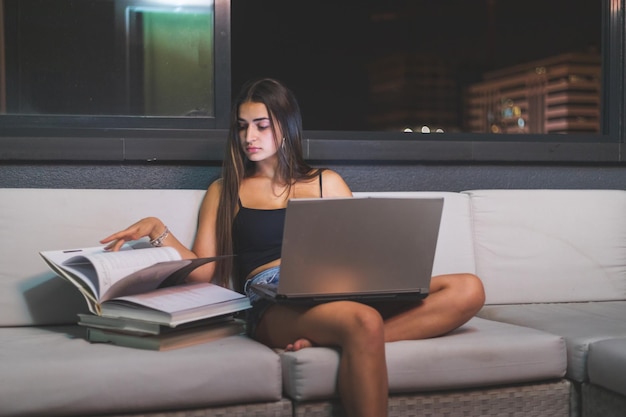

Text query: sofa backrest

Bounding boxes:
[353,192,476,278]
[0,188,206,326]
[1,189,476,327]
[465,189,626,304]
[4,187,622,326]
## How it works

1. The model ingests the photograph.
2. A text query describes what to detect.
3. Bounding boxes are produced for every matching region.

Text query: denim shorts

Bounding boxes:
[243,266,280,338]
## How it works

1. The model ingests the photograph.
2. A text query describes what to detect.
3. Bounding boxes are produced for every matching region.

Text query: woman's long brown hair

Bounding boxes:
[213,78,319,291]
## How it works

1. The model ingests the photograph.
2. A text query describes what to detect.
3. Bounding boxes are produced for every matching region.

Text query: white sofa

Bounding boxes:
[0,188,624,417]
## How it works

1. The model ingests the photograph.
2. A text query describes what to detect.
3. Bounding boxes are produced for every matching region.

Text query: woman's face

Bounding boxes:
[237,101,281,163]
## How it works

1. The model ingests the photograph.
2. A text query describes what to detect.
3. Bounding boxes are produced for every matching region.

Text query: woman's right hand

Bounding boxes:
[100,217,165,251]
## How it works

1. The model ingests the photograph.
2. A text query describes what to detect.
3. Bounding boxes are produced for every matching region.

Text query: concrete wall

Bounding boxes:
[2,162,624,191]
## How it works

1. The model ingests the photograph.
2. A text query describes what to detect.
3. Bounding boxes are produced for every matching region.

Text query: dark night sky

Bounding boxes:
[230,0,601,131]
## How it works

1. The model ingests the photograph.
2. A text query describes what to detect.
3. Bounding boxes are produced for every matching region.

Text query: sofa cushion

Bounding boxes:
[478,301,626,382]
[280,316,566,401]
[587,337,626,397]
[0,188,207,326]
[353,192,476,277]
[0,326,282,417]
[464,189,626,304]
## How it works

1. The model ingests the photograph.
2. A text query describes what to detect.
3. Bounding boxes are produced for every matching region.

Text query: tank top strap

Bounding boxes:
[318,168,326,198]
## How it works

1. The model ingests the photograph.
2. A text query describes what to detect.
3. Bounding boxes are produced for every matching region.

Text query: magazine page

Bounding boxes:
[39,246,110,302]
[101,256,231,302]
[62,246,182,301]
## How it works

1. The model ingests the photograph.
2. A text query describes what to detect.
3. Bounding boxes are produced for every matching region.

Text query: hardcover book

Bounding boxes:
[86,318,246,351]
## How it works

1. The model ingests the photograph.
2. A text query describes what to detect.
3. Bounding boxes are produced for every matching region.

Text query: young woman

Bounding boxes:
[101,78,485,417]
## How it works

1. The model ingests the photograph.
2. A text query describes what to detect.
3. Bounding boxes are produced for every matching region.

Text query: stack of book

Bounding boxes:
[40,244,252,351]
[77,313,246,351]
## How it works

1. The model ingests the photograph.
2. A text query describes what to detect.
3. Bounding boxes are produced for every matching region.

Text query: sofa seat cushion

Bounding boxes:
[587,337,626,397]
[0,326,282,417]
[477,301,626,382]
[279,317,566,401]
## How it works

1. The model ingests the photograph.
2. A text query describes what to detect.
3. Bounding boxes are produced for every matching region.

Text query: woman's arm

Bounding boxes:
[99,180,223,282]
[320,169,353,198]
[187,179,222,282]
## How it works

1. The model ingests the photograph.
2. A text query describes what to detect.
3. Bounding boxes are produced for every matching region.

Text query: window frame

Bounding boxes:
[0,0,624,163]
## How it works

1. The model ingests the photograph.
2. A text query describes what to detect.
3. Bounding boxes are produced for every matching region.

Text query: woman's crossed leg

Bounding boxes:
[255,300,389,417]
[253,272,485,417]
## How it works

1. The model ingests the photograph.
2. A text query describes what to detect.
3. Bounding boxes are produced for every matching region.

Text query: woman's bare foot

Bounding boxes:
[285,338,313,351]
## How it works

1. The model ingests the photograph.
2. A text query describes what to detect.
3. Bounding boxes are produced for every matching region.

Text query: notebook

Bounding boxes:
[250,196,444,304]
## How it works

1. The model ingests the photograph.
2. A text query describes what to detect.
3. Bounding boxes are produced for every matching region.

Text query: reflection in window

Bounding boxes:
[465,53,601,134]
[126,5,214,116]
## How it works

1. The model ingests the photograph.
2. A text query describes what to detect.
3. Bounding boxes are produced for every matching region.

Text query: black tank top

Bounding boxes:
[232,171,324,283]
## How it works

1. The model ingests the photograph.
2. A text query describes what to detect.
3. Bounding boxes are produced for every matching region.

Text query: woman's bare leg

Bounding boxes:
[255,301,389,417]
[383,273,485,342]
[253,273,484,416]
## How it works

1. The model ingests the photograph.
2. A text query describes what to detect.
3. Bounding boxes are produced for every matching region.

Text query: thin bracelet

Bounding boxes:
[150,226,169,247]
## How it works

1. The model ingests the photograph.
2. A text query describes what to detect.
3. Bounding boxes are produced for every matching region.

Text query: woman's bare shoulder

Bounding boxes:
[200,178,223,208]
[207,178,223,195]
[209,177,223,189]
[320,169,352,197]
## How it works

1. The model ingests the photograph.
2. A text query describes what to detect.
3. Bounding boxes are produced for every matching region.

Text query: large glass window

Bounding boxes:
[232,0,602,135]
[0,0,229,129]
[0,0,624,163]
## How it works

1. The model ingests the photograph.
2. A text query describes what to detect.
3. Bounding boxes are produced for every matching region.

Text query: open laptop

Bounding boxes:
[250,196,444,304]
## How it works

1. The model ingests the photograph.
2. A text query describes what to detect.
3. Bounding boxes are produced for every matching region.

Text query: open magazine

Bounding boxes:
[40,246,250,326]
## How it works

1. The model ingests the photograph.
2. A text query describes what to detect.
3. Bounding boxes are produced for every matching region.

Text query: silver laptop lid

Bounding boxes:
[277,197,444,298]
